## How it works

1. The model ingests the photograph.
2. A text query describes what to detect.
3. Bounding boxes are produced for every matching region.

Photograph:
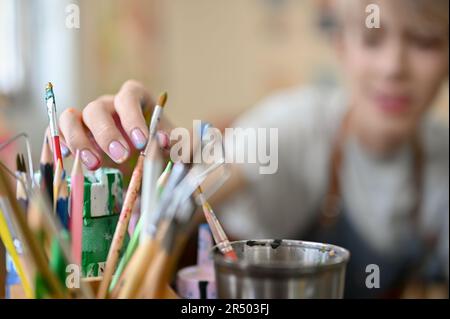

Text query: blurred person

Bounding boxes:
[55,0,448,298]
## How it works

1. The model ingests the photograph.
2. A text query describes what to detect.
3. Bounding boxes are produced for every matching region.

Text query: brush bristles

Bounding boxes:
[158,92,168,108]
[16,154,21,172]
[21,154,27,173]
[16,154,26,173]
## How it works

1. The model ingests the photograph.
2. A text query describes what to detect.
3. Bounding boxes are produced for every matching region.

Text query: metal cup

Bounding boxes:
[212,239,350,299]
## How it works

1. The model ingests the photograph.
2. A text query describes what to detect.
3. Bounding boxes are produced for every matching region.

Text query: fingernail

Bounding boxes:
[108,141,129,163]
[61,142,70,158]
[80,149,100,170]
[156,131,170,150]
[130,128,147,150]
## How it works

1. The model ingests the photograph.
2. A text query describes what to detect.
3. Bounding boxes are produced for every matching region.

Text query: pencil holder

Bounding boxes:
[213,239,350,299]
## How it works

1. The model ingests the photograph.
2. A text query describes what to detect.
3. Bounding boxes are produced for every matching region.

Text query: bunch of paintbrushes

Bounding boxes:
[1,85,237,299]
[0,83,91,298]
[98,98,238,299]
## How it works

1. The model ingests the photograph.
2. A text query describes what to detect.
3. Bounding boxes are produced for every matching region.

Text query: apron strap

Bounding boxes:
[320,109,425,234]
[319,109,441,295]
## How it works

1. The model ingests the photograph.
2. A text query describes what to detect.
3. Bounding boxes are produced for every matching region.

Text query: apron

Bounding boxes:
[304,110,434,299]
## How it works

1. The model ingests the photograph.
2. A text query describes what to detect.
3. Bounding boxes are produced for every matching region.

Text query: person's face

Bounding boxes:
[338,0,448,144]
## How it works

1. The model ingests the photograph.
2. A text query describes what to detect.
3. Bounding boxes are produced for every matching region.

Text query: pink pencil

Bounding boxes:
[70,150,84,266]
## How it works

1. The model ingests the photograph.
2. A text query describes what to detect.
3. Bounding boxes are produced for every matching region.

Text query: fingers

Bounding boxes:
[82,95,131,164]
[45,127,71,159]
[57,81,173,170]
[59,108,102,170]
[114,80,152,150]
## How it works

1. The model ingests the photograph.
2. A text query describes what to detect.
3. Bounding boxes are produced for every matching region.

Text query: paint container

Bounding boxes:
[213,239,350,299]
[68,167,126,277]
[176,224,217,299]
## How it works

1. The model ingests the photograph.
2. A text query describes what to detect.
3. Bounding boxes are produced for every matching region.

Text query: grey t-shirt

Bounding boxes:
[221,86,449,278]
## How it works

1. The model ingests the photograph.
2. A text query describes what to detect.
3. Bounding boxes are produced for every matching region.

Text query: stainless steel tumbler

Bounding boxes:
[213,239,350,299]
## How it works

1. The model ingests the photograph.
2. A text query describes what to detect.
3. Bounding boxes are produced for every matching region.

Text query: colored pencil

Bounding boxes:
[0,206,33,298]
[70,150,84,266]
[55,172,69,230]
[40,136,54,203]
[53,159,63,212]
[16,154,29,212]
[0,166,65,298]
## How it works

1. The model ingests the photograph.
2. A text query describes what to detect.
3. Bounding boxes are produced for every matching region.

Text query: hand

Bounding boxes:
[51,80,171,170]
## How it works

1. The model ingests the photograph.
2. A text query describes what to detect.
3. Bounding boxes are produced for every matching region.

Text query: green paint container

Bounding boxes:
[69,168,128,277]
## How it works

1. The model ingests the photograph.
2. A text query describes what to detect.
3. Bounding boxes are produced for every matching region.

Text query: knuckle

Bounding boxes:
[122,79,143,91]
[83,100,103,120]
[59,107,77,125]
[65,130,80,146]
[92,123,116,146]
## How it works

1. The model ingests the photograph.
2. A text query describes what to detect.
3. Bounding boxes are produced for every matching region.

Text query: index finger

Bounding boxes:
[114,80,152,150]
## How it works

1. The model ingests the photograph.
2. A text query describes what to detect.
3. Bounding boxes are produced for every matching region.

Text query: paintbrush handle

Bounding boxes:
[117,220,170,298]
[116,239,158,298]
[138,246,168,298]
[98,155,144,299]
[52,136,63,168]
[202,205,237,261]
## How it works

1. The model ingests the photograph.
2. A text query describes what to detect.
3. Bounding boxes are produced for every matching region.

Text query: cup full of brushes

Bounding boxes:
[212,239,350,299]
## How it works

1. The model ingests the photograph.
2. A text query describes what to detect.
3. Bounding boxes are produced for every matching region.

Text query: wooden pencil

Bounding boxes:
[40,136,54,203]
[55,173,69,230]
[0,166,65,298]
[16,154,29,212]
[0,240,5,299]
[53,159,63,212]
[70,150,84,266]
[0,205,33,298]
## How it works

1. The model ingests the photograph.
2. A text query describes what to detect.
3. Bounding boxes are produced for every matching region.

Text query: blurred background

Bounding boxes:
[1,0,448,162]
[0,0,449,300]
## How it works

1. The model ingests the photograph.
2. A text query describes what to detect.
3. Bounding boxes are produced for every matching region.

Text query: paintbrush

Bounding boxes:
[108,160,173,293]
[139,92,168,242]
[45,82,63,168]
[195,187,237,261]
[97,155,145,298]
[115,141,163,298]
